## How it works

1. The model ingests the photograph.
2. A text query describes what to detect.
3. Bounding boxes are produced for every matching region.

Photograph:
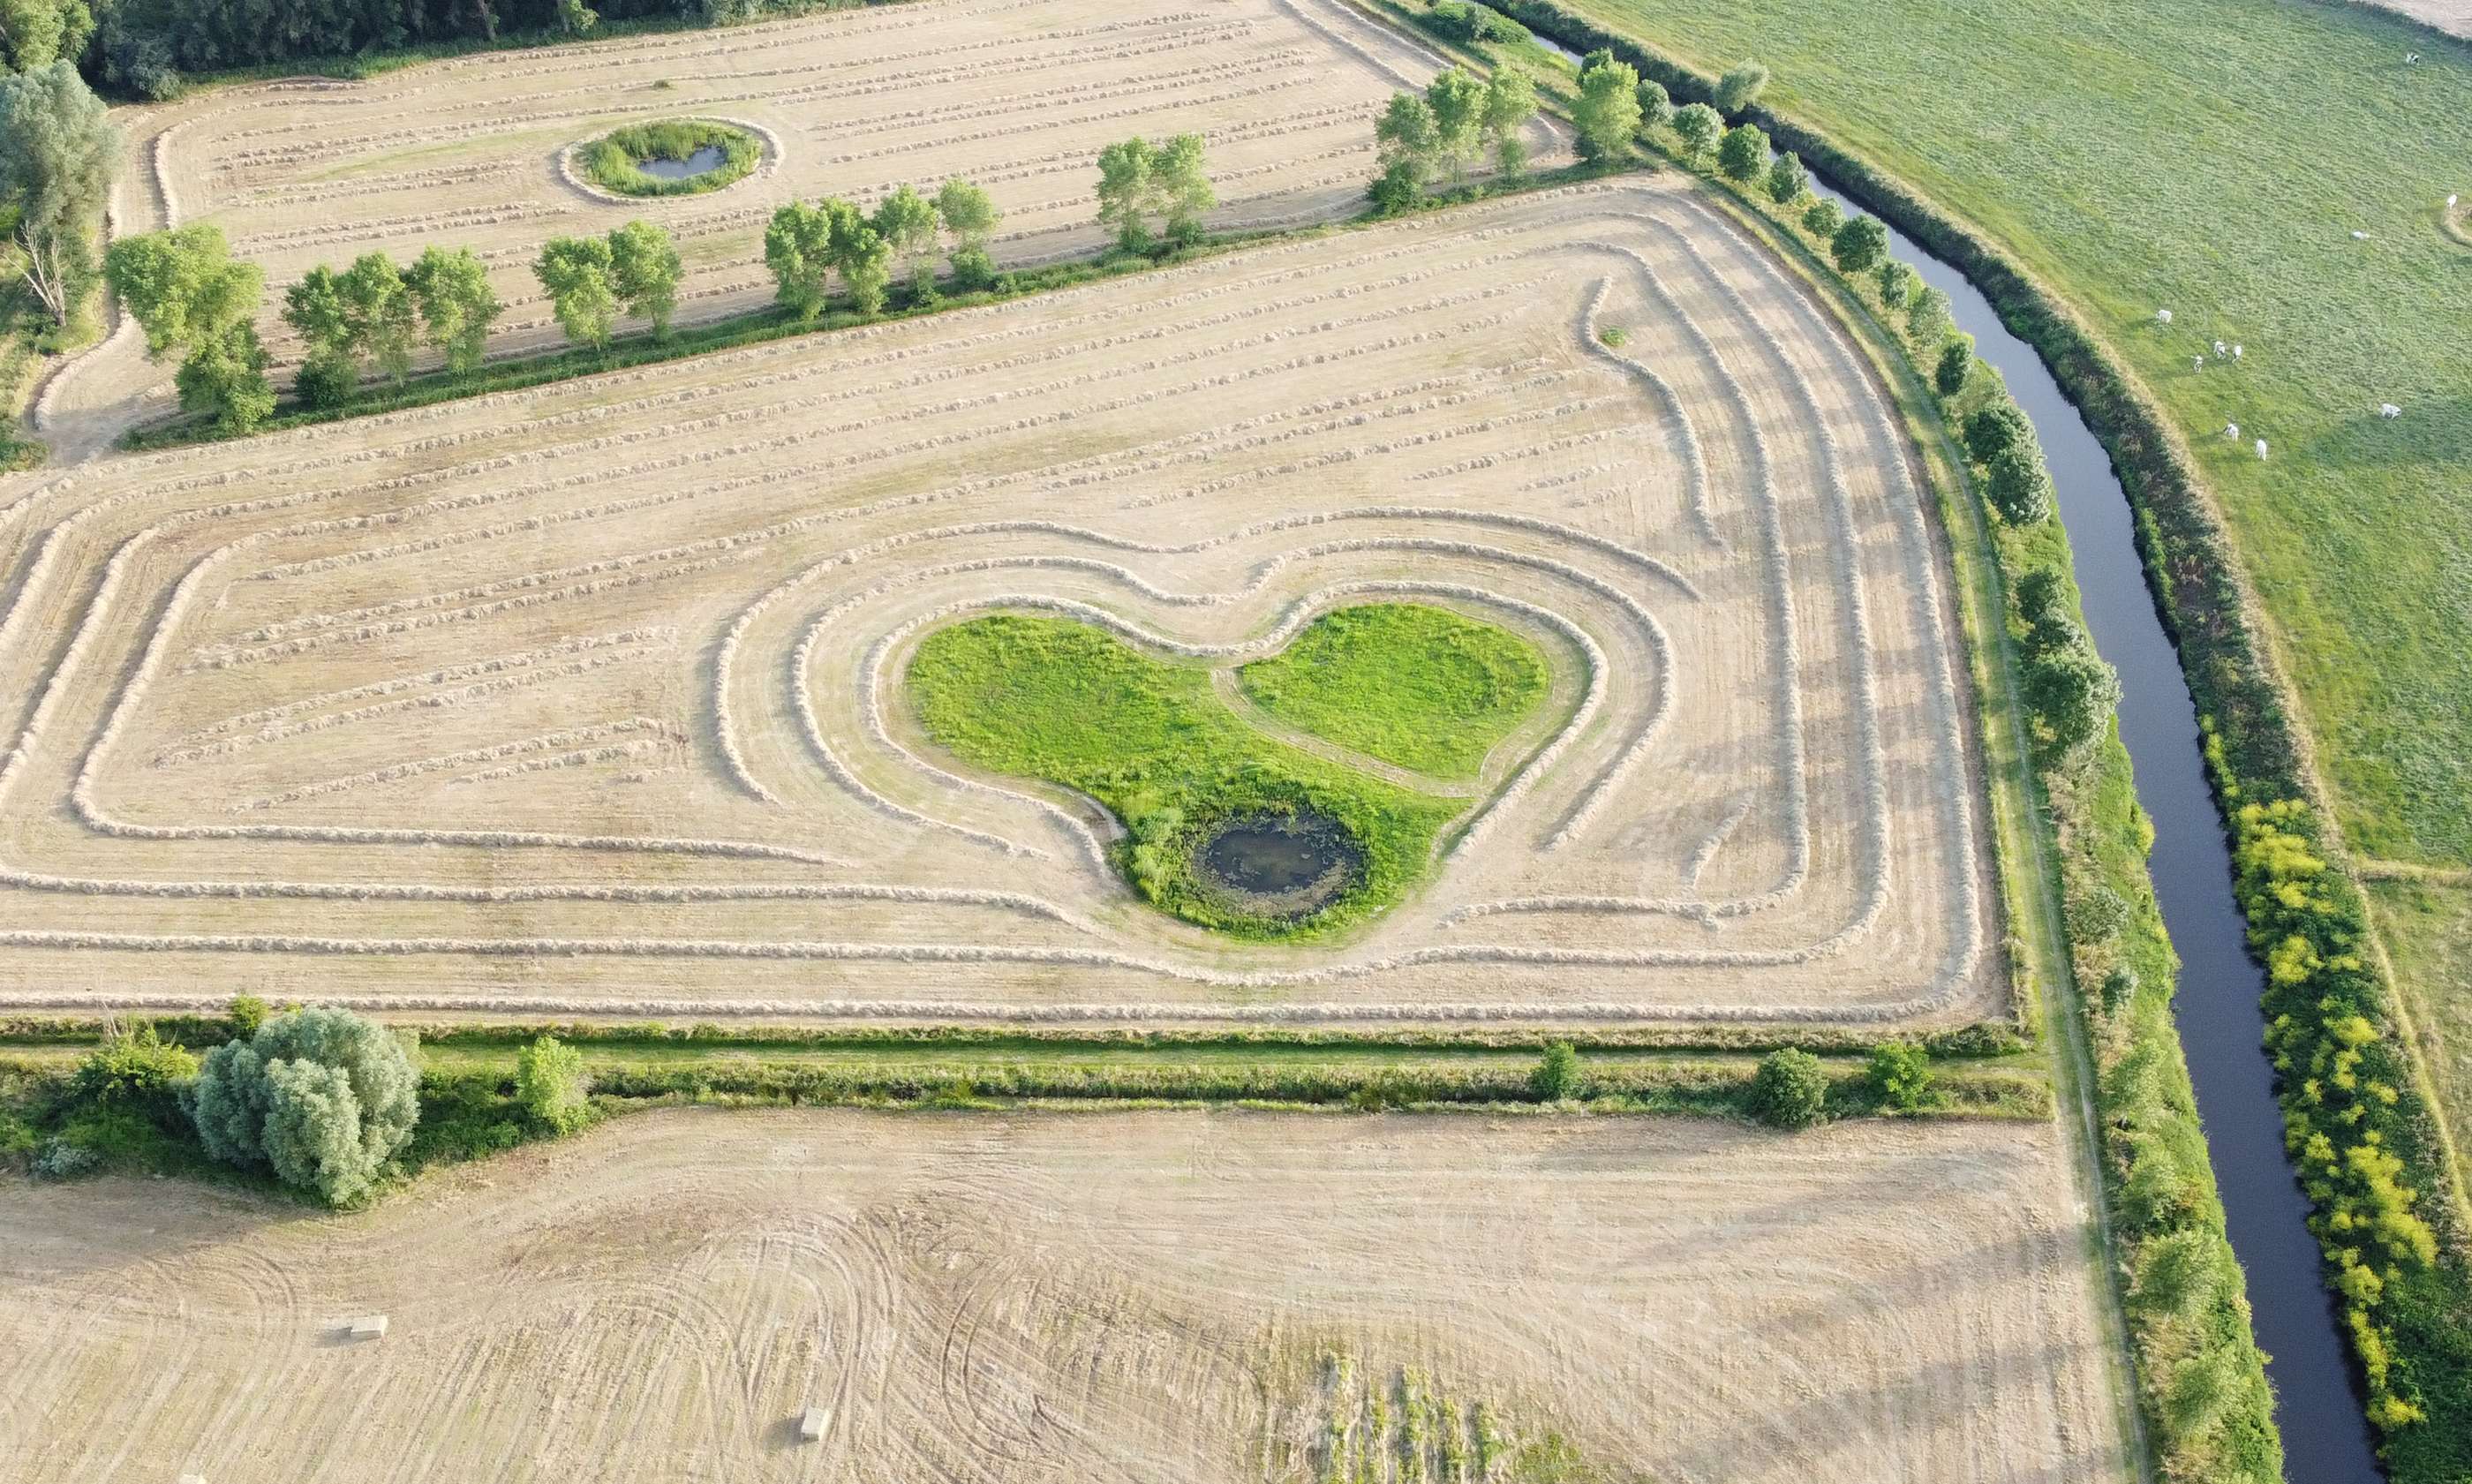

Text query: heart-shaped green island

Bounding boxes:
[905,602,1553,938]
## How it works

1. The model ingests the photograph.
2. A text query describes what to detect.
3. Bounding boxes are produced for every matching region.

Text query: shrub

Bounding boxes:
[1829,215,1888,275]
[2133,1228,2226,1316]
[71,1025,198,1126]
[515,1034,592,1134]
[1985,441,2054,524]
[1529,1042,1583,1101]
[1748,1049,1829,1129]
[185,1007,420,1205]
[1764,149,1805,205]
[1715,122,1768,182]
[292,353,357,410]
[31,1139,101,1180]
[1801,197,1843,239]
[1715,60,1770,113]
[1906,285,1956,350]
[1934,337,1973,396]
[228,994,269,1037]
[1865,1041,1935,1111]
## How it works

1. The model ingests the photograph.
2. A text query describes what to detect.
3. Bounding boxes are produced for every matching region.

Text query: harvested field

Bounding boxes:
[49,0,1546,440]
[0,178,1998,1028]
[0,1109,2129,1482]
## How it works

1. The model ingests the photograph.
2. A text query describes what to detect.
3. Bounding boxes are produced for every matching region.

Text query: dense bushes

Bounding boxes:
[574,117,758,198]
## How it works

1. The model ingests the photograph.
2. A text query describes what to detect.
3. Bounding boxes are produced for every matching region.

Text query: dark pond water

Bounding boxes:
[1801,176,2384,1481]
[639,144,727,180]
[1194,813,1362,915]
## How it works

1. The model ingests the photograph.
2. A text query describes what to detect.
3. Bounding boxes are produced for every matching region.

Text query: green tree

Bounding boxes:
[1907,285,1956,349]
[185,1006,420,1205]
[1571,53,1642,163]
[282,264,358,409]
[1933,337,1973,396]
[871,183,941,299]
[2014,566,2078,654]
[403,245,500,373]
[1715,60,1770,113]
[1864,1040,1934,1110]
[1633,76,1670,134]
[1529,1042,1583,1102]
[1424,67,1486,185]
[0,0,95,72]
[1151,132,1213,247]
[0,62,116,328]
[606,219,682,335]
[105,224,271,433]
[934,177,1000,291]
[2024,637,2122,765]
[1800,196,1843,239]
[1874,259,1917,311]
[1749,1048,1829,1129]
[516,1034,592,1134]
[533,234,619,350]
[1985,441,2053,524]
[338,252,415,380]
[1669,101,1721,161]
[1963,403,2034,463]
[824,196,891,315]
[1479,65,1537,179]
[1372,92,1440,207]
[764,200,835,320]
[1830,214,1888,274]
[1764,149,1805,205]
[2163,1347,2239,1439]
[1095,136,1156,252]
[1715,121,1767,182]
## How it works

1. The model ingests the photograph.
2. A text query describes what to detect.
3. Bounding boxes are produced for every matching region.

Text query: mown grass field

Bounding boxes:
[1236,602,1549,780]
[1562,0,2472,873]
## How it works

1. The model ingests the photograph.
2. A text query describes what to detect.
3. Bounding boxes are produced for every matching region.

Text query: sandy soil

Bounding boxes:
[0,1109,2129,1483]
[40,0,1552,450]
[0,177,2001,1027]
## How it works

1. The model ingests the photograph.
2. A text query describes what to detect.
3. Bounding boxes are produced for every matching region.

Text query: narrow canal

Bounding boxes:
[1798,178,2385,1482]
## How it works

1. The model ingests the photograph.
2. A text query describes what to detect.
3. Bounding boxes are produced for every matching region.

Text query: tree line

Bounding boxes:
[2,0,864,102]
[86,134,1198,437]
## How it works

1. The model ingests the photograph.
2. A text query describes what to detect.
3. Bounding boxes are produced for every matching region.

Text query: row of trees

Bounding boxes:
[1366,64,1538,214]
[284,246,500,405]
[765,177,999,320]
[1093,134,1212,254]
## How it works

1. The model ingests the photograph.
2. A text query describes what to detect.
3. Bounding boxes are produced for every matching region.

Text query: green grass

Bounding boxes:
[1556,0,2472,873]
[1235,603,1549,780]
[574,118,760,199]
[2367,875,2472,1207]
[906,612,1469,938]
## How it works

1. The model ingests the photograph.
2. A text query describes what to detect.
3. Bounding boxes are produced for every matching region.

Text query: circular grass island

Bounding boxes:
[904,604,1551,939]
[571,118,763,199]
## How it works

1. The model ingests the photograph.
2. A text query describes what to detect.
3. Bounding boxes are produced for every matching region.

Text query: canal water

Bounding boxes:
[1798,177,2383,1480]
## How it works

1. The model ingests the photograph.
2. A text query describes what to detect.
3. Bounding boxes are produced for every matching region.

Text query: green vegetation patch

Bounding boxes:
[575,118,760,198]
[1235,602,1549,780]
[906,612,1466,938]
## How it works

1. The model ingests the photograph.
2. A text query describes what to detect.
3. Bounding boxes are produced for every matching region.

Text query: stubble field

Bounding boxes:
[45,0,1545,440]
[0,1109,2128,1483]
[0,177,2000,1029]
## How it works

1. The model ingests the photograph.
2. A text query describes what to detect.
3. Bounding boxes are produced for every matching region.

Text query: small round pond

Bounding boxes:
[1191,812,1363,919]
[638,145,727,181]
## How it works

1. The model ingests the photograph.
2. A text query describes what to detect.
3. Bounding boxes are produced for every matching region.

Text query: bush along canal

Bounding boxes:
[1802,177,2385,1482]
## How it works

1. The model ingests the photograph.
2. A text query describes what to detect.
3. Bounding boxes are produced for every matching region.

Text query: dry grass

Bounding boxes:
[0,177,2001,1028]
[0,1108,2128,1482]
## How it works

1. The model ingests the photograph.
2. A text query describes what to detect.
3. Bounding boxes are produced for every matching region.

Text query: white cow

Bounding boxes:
[2225,422,2241,440]
[2156,308,2174,324]
[2256,439,2270,461]
[2381,403,2402,418]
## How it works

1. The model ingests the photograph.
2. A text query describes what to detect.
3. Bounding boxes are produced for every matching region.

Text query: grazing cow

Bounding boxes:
[2381,403,2402,418]
[2156,308,2174,324]
[2226,423,2240,440]
[2256,438,2270,461]
[2233,344,2244,360]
